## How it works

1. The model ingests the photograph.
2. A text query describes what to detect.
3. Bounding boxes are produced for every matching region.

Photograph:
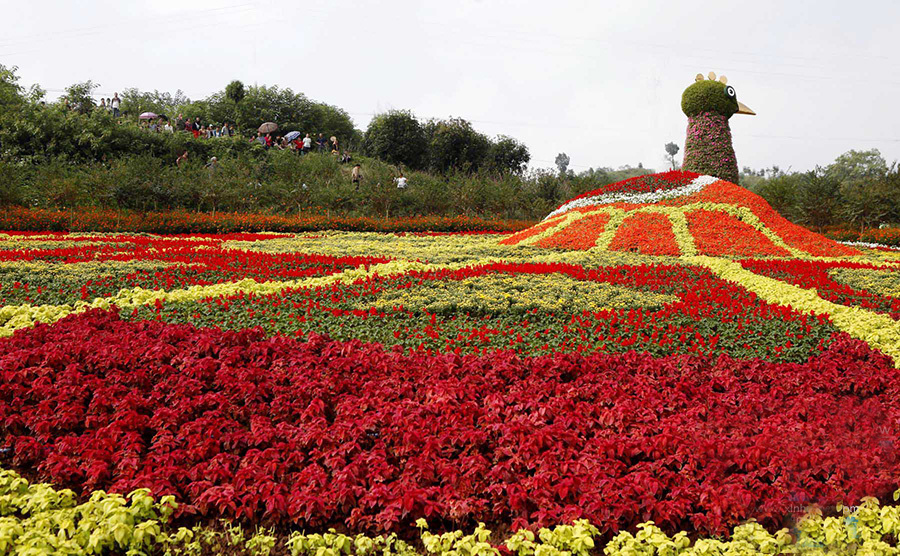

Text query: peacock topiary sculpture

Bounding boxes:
[681,72,754,184]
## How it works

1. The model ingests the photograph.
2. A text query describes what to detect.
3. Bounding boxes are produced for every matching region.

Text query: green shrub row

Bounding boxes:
[0,150,612,222]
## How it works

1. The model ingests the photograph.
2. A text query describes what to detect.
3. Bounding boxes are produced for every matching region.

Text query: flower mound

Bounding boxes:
[507,171,859,258]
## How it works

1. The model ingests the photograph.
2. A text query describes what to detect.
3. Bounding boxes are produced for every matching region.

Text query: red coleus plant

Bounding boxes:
[2,309,900,539]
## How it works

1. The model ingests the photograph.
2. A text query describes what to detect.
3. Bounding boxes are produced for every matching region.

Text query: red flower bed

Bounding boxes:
[535,213,612,250]
[822,226,900,248]
[4,310,897,536]
[499,216,566,246]
[0,234,390,306]
[686,210,790,257]
[689,181,860,257]
[607,213,680,255]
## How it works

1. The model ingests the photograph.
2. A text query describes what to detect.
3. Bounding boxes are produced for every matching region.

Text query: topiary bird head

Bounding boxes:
[682,72,755,119]
[681,72,754,183]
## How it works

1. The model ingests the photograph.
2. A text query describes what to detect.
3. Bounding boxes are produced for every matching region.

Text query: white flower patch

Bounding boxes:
[543,175,720,221]
[839,241,900,252]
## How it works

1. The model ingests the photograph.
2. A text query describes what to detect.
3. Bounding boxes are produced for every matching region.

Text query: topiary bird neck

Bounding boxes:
[682,111,739,184]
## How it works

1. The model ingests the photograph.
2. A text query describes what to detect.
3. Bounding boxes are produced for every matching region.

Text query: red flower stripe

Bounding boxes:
[607,213,680,256]
[686,210,791,257]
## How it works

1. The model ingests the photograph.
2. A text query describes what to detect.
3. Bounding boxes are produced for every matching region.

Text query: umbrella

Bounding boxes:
[258,122,278,133]
[284,131,302,142]
[139,112,158,120]
[157,114,169,121]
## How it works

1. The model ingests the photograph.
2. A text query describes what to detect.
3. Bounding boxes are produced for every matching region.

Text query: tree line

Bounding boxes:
[0,66,530,176]
[740,149,900,230]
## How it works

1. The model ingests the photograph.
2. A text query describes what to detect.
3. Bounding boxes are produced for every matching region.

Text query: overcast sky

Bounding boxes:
[2,0,899,173]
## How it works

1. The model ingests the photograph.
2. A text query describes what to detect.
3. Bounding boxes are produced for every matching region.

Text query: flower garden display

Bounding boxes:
[1,175,900,552]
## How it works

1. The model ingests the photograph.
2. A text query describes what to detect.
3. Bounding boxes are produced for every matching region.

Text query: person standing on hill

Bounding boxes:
[302,133,312,155]
[351,163,362,190]
[317,133,326,153]
[111,93,120,117]
[395,171,407,189]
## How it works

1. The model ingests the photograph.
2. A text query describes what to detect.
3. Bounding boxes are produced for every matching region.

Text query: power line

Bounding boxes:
[0,3,256,50]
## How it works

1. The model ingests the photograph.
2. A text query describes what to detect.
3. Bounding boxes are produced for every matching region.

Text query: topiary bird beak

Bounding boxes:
[736,101,755,115]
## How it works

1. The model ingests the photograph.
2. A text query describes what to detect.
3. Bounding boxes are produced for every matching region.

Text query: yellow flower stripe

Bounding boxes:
[591,208,627,251]
[687,255,900,367]
[665,210,696,256]
[0,260,439,338]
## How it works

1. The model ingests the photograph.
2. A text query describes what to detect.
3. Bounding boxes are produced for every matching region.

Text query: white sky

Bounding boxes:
[2,0,899,173]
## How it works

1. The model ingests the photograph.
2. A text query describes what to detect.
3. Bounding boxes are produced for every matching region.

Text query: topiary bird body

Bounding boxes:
[681,72,754,183]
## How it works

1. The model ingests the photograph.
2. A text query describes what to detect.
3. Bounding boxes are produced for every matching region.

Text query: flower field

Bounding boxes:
[2,171,900,554]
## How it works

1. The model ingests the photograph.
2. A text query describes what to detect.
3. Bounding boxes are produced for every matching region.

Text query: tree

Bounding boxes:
[827,149,891,229]
[64,80,99,114]
[363,110,428,170]
[664,142,680,170]
[425,117,491,173]
[120,88,191,118]
[0,64,25,107]
[555,153,570,176]
[194,84,356,139]
[225,80,246,105]
[487,135,530,175]
[827,149,888,186]
[795,168,840,228]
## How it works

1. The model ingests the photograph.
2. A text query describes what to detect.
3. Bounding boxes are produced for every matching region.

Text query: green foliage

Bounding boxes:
[225,80,246,105]
[794,169,842,228]
[681,79,739,118]
[63,80,100,114]
[744,149,900,231]
[426,117,491,173]
[364,110,429,170]
[192,84,355,140]
[554,153,570,177]
[0,64,25,108]
[119,88,191,118]
[487,135,530,175]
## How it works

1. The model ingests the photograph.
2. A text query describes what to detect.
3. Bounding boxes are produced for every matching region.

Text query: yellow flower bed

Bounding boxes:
[364,273,676,315]
[829,267,900,299]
